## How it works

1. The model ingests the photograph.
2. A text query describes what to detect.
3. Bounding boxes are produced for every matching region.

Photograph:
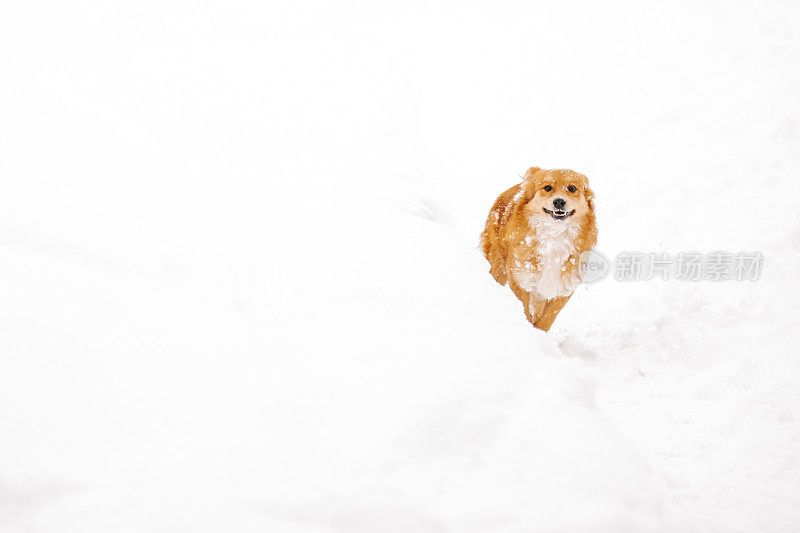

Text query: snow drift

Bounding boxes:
[1,1,799,531]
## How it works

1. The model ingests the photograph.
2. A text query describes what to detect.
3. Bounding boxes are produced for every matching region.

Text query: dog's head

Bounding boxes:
[520,167,595,223]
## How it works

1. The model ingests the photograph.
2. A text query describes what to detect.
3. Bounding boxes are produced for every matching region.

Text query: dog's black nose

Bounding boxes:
[553,197,566,210]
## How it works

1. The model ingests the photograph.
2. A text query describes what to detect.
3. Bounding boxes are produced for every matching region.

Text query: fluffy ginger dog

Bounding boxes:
[480,167,597,331]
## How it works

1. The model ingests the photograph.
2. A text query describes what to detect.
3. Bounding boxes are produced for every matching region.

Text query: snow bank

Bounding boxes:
[0,182,661,531]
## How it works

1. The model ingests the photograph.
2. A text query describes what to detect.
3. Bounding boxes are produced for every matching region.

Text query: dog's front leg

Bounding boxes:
[527,293,548,326]
[508,280,535,324]
[534,294,573,331]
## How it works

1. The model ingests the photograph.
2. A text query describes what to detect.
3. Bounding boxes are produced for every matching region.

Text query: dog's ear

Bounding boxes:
[522,167,543,193]
[576,172,595,213]
[522,167,542,182]
[516,167,543,205]
[584,186,596,213]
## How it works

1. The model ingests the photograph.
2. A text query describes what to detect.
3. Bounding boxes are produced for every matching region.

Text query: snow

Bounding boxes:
[1,0,800,531]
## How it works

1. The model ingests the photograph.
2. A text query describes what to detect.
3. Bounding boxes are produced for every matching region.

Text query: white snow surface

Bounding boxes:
[2,1,800,531]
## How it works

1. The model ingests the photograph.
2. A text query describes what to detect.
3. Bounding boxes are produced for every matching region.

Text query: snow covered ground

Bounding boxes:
[1,1,800,531]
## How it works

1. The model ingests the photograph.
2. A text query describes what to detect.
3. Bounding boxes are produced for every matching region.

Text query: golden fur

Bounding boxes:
[480,167,597,331]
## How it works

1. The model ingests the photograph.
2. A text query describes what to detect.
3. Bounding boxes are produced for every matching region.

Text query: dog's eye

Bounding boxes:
[568,185,577,193]
[543,185,552,192]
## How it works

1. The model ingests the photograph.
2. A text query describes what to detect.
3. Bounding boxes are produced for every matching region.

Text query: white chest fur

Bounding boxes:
[514,218,581,300]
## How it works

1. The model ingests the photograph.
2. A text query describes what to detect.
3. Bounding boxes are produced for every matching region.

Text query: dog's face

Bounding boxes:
[521,167,594,223]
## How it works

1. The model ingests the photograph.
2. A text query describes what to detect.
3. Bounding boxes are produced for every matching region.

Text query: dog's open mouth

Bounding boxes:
[542,208,576,220]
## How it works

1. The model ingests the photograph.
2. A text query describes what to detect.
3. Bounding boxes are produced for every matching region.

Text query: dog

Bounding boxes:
[480,167,597,331]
